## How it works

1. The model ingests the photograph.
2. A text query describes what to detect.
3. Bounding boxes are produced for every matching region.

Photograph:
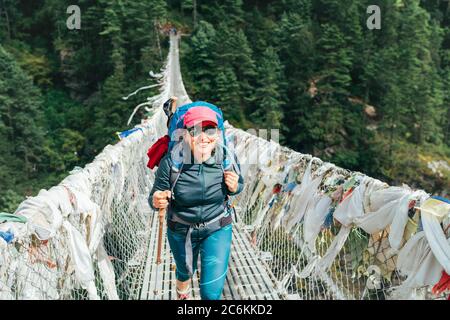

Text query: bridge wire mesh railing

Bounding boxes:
[1,33,449,300]
[226,126,449,300]
[0,35,175,299]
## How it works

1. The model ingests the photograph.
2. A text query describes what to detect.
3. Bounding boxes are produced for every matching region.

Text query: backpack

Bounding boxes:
[147,101,240,216]
[147,100,239,175]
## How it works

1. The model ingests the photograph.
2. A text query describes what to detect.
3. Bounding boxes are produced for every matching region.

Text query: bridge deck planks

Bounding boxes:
[141,220,282,300]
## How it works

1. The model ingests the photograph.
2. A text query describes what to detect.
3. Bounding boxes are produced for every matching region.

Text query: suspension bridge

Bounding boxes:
[0,33,449,300]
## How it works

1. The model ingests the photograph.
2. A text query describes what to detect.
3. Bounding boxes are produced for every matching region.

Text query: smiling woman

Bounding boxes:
[149,102,244,300]
[184,106,221,164]
[1,0,449,303]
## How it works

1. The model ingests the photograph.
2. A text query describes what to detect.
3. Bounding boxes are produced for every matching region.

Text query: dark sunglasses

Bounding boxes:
[186,125,218,137]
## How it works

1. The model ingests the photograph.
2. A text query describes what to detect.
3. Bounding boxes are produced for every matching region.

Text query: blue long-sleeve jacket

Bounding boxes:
[149,153,244,224]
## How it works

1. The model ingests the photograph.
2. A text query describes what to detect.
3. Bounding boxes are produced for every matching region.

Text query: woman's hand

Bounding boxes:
[224,171,239,193]
[153,190,171,209]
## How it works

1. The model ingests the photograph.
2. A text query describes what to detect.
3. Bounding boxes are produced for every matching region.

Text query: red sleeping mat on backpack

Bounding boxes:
[432,271,450,299]
[146,135,170,169]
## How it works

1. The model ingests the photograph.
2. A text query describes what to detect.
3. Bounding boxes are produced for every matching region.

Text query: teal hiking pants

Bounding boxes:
[167,222,232,300]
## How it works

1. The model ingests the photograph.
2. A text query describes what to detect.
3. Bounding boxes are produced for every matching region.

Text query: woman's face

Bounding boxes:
[185,123,219,161]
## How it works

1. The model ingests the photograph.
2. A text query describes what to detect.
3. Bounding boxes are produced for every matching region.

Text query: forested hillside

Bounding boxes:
[0,0,449,212]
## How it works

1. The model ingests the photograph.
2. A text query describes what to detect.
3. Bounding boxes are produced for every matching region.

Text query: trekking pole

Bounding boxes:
[156,208,165,264]
[170,96,178,113]
[163,96,178,118]
[154,207,166,297]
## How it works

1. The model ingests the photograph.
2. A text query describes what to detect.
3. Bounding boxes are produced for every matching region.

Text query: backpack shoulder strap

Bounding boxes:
[222,145,241,176]
[169,162,183,200]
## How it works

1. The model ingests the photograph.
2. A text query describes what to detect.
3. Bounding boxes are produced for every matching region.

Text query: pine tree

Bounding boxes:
[273,11,314,149]
[400,1,445,145]
[213,25,256,104]
[220,0,244,25]
[122,0,167,76]
[181,0,194,11]
[207,23,256,125]
[374,0,445,146]
[266,0,312,19]
[183,20,217,98]
[87,0,127,154]
[244,8,270,57]
[0,45,46,181]
[442,50,450,145]
[0,0,21,42]
[227,28,257,103]
[251,47,284,130]
[198,0,244,26]
[316,23,353,97]
[213,67,242,124]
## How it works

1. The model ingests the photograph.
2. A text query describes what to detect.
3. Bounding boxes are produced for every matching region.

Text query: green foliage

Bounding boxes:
[183,20,256,126]
[181,0,194,11]
[251,47,284,130]
[316,23,353,97]
[1,0,449,213]
[0,189,24,213]
[181,21,217,98]
[0,0,167,211]
[0,45,46,178]
[381,140,450,195]
[5,42,53,87]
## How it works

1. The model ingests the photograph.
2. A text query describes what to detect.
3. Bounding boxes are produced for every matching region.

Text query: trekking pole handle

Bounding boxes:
[156,208,166,265]
[170,96,178,113]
